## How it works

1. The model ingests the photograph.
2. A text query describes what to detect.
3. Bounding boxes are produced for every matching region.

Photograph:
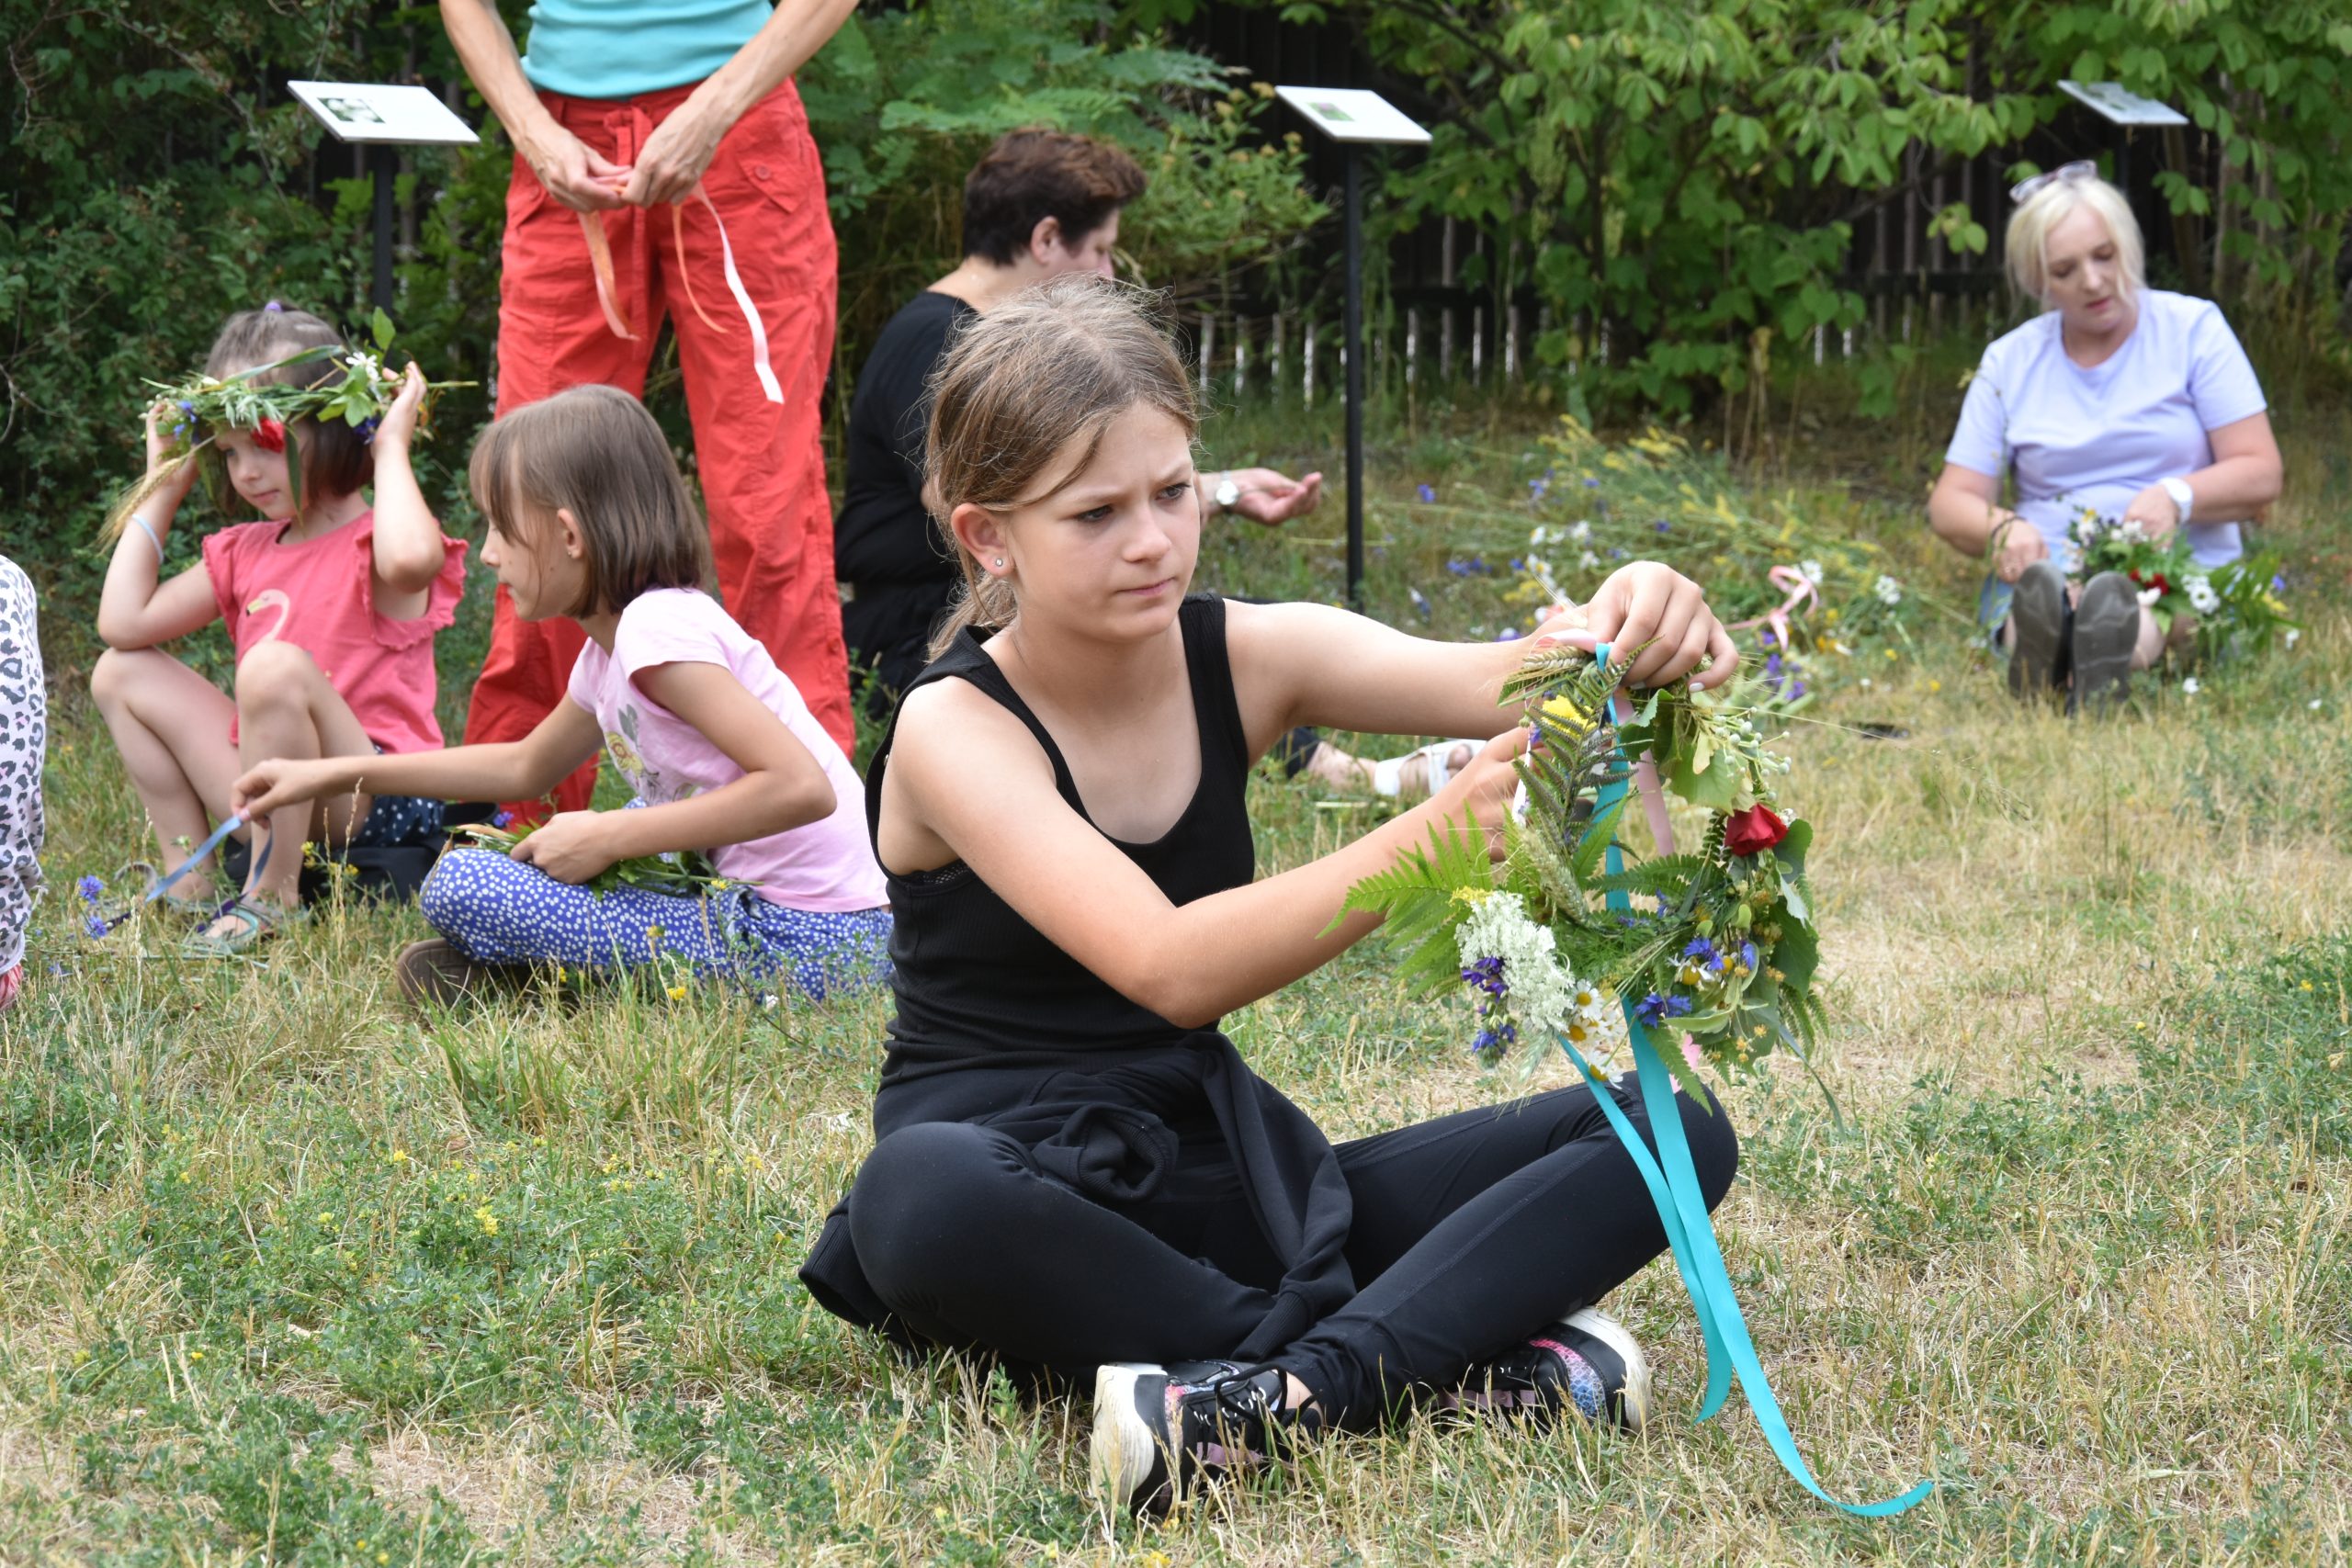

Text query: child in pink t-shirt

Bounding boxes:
[91,305,466,955]
[233,385,890,1006]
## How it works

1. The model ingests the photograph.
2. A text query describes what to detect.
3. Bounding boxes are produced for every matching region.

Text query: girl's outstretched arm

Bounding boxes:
[367,364,454,604]
[1227,559,1738,750]
[883,677,1529,1031]
[96,403,220,649]
[507,661,835,884]
[232,698,602,821]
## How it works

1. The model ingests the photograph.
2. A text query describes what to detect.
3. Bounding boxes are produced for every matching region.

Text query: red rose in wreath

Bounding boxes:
[2128,569,2171,598]
[1723,803,1789,858]
[253,418,287,454]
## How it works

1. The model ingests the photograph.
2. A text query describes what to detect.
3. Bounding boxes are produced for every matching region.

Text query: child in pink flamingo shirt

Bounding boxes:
[90,305,466,956]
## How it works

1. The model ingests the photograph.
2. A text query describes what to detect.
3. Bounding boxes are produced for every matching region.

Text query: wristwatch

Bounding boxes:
[1214,476,1241,512]
[2158,476,2194,525]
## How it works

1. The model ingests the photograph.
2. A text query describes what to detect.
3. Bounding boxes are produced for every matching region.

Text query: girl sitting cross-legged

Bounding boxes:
[232,384,890,1007]
[798,276,1743,1516]
[92,305,467,956]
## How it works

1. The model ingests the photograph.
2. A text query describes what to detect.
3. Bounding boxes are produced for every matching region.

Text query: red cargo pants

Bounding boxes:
[468,78,853,815]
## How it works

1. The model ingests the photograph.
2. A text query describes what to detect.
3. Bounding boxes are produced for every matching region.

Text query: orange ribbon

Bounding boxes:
[575,183,783,405]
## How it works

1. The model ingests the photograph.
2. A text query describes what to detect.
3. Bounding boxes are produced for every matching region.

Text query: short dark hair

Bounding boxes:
[205,307,373,502]
[468,384,714,618]
[961,130,1148,265]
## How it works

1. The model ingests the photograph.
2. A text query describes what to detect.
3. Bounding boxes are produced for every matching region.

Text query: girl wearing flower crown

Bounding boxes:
[798,276,1743,1516]
[231,384,889,1007]
[91,306,467,956]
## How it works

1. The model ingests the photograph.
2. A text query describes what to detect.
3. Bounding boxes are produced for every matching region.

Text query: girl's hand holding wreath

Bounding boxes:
[1540,561,1740,692]
[1433,729,1532,860]
[372,363,428,452]
[141,401,198,503]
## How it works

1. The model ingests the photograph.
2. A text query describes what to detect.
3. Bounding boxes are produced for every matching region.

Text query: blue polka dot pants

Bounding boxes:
[419,848,892,1001]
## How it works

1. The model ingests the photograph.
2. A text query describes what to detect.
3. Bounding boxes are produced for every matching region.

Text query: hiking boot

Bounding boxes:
[393,938,519,1010]
[2070,570,2140,716]
[1091,1360,1299,1516]
[2007,561,2068,701]
[1444,1306,1651,1434]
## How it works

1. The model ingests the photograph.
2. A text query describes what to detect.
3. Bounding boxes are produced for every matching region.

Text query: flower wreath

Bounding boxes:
[1347,643,1931,1516]
[106,309,470,537]
[1345,641,1823,1102]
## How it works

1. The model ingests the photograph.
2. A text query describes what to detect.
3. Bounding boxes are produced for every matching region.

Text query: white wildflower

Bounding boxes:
[2181,677,2199,695]
[1799,558,1825,586]
[1578,549,1601,570]
[2284,627,2301,649]
[2184,574,2220,615]
[2310,699,2324,711]
[1456,894,1575,1038]
[2117,519,2148,545]
[1569,520,1592,544]
[1872,574,1903,606]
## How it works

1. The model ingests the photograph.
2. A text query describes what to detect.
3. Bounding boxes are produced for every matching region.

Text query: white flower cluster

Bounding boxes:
[2184,573,2220,615]
[1799,558,1826,587]
[1872,574,1903,606]
[342,351,384,380]
[1456,893,1623,1064]
[2114,518,2150,545]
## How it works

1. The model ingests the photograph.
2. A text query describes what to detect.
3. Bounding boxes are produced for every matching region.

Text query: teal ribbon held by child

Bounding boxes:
[92,814,267,936]
[1552,642,1933,1518]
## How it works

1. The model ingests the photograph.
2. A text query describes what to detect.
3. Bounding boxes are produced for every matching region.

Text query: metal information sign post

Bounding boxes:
[2057,81,2188,197]
[1275,87,1430,610]
[288,82,481,313]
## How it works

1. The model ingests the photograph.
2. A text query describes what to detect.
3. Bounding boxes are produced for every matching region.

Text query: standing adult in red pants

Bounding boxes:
[443,0,858,817]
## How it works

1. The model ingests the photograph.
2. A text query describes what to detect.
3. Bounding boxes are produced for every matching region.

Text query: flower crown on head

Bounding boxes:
[105,308,472,540]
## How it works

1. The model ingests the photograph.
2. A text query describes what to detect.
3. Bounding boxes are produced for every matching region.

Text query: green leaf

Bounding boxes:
[372,307,395,353]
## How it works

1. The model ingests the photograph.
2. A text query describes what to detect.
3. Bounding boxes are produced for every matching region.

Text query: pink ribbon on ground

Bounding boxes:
[1727,564,1819,653]
[576,183,784,406]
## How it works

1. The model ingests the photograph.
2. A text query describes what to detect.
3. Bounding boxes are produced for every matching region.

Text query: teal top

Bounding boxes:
[520,0,770,100]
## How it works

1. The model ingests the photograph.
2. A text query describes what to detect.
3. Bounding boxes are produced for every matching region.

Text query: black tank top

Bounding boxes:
[865,593,1256,1063]
[808,596,1358,1354]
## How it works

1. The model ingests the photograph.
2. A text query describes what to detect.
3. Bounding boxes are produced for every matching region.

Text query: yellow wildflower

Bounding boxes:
[389,1148,409,1166]
[474,1206,498,1236]
[667,985,687,1000]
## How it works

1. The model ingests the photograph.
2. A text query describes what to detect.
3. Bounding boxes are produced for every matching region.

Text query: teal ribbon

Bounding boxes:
[94,813,264,935]
[1561,644,1931,1517]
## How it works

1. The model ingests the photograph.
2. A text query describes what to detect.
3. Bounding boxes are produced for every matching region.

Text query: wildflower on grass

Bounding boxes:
[474,1205,498,1236]
[1873,574,1904,606]
[1408,586,1432,621]
[316,1212,334,1226]
[1583,477,1600,490]
[2284,627,2301,649]
[188,1349,203,1362]
[2181,677,2200,695]
[84,913,107,939]
[77,874,103,902]
[666,985,687,1000]
[1799,558,1825,586]
[389,1148,409,1166]
[1529,478,1549,501]
[1417,483,1436,502]
[1653,518,1671,534]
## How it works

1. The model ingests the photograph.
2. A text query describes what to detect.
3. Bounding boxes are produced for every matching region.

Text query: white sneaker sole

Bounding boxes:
[1090,1362,1164,1508]
[1566,1306,1651,1433]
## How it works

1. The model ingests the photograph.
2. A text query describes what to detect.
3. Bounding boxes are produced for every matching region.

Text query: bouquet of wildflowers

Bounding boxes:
[1344,644,1822,1102]
[2066,507,2296,660]
[451,821,732,902]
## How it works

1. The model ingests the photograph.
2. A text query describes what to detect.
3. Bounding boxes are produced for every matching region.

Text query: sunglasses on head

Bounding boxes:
[2008,160,2098,205]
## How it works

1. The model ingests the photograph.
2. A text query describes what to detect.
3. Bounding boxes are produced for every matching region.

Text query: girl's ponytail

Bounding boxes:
[922,276,1196,659]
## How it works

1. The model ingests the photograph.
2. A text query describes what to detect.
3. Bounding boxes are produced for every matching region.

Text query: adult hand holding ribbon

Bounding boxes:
[1551,642,1934,1517]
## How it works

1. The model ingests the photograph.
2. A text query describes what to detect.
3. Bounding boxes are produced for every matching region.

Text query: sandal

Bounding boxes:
[92,861,225,929]
[179,895,308,959]
[1369,739,1480,799]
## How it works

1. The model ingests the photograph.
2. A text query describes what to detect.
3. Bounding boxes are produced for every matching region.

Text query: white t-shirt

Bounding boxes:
[567,590,887,912]
[1944,289,2268,570]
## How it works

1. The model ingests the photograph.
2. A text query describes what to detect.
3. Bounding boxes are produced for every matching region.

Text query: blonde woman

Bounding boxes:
[1926,164,2282,705]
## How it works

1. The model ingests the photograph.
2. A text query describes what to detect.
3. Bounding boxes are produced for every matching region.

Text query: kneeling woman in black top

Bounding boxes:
[801,276,1744,1514]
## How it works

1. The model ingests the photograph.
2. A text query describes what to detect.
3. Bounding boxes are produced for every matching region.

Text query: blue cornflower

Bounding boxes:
[1653,519,1671,534]
[84,913,108,940]
[1759,628,1777,649]
[1682,937,1715,962]
[1739,940,1758,971]
[491,808,514,829]
[1788,678,1807,698]
[1665,995,1694,1018]
[1765,652,1784,678]
[1510,557,1524,571]
[356,417,380,445]
[1609,547,1628,559]
[1634,992,1669,1026]
[1583,477,1601,490]
[1494,627,1521,641]
[77,874,104,903]
[1460,955,1509,997]
[1530,478,1550,501]
[2272,573,2288,593]
[176,400,195,416]
[1417,483,1437,502]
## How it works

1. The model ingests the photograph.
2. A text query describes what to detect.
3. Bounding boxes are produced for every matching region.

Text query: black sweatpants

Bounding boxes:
[846,1078,1738,1427]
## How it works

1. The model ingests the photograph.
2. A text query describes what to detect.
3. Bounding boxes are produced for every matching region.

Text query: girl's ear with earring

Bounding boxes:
[992,558,1005,570]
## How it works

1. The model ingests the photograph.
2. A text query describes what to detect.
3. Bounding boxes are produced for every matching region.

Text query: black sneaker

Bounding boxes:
[2070,570,2140,715]
[1091,1360,1295,1515]
[1444,1307,1651,1434]
[2007,561,2069,701]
